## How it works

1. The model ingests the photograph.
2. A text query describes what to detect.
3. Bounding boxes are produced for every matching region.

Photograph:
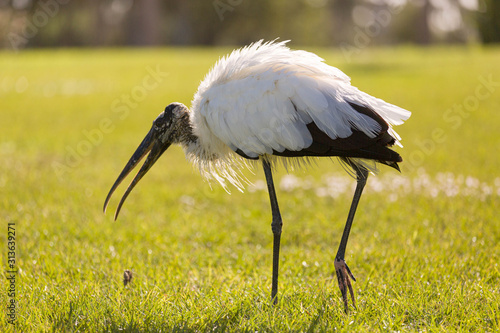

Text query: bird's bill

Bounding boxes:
[103,128,171,220]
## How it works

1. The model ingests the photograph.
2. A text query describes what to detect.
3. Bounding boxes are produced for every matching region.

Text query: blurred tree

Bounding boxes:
[0,0,495,49]
[329,0,355,44]
[477,0,500,43]
[415,0,432,44]
[126,0,162,46]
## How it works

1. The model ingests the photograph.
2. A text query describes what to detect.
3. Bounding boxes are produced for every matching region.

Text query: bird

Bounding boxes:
[103,40,411,312]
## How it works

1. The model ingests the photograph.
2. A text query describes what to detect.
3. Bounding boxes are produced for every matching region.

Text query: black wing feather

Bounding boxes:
[234,102,402,168]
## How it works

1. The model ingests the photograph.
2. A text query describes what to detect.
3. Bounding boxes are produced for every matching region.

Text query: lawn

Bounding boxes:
[1,44,499,332]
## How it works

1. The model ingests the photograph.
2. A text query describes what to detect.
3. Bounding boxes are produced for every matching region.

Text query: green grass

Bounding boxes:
[1,45,500,332]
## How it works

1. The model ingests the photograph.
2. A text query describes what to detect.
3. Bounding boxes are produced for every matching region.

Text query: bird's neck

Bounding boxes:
[176,114,199,147]
[179,115,224,163]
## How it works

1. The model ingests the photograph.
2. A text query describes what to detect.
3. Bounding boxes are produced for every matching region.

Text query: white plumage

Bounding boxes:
[186,40,410,187]
[104,40,411,312]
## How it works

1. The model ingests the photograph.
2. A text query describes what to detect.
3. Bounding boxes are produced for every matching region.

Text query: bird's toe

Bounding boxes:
[334,258,357,313]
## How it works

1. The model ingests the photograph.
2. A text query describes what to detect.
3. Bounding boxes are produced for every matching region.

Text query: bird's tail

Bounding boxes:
[340,144,402,174]
[377,160,400,172]
[358,144,402,163]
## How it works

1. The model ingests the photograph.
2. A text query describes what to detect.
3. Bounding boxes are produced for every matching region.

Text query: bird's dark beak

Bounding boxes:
[103,127,171,220]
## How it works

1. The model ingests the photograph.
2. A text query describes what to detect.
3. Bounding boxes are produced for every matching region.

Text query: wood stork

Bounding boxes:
[103,40,411,312]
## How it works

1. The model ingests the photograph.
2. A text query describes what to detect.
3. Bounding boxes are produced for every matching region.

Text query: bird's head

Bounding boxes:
[103,102,190,219]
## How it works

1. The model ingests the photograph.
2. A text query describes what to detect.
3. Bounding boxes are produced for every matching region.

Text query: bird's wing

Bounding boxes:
[199,68,312,158]
[197,64,410,158]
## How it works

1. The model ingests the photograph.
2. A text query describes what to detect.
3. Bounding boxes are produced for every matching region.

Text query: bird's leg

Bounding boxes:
[335,166,369,313]
[262,159,283,305]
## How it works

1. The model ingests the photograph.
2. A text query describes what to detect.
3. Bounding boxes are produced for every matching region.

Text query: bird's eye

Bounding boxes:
[154,120,166,131]
[153,113,171,131]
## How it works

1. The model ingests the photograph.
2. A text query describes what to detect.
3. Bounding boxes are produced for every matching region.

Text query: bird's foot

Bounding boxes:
[334,257,356,313]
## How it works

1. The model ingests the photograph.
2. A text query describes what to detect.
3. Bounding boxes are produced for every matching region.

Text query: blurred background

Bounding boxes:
[1,0,499,49]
